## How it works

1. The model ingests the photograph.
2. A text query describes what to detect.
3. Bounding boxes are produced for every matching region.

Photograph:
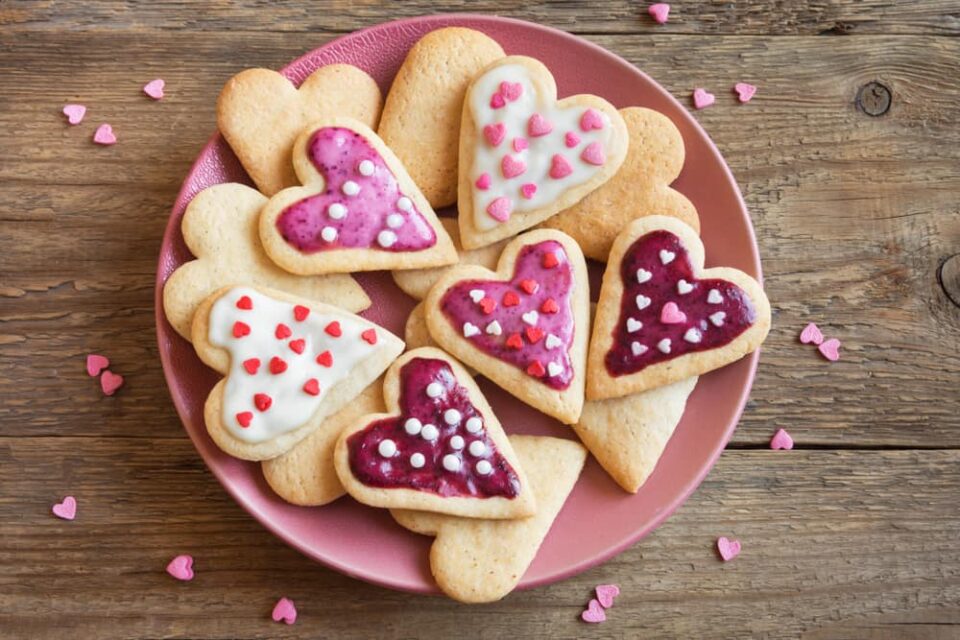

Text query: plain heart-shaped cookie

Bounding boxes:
[587,216,770,400]
[163,183,369,341]
[258,117,457,275]
[424,229,590,424]
[190,285,403,461]
[457,56,628,249]
[334,348,535,520]
[217,65,382,196]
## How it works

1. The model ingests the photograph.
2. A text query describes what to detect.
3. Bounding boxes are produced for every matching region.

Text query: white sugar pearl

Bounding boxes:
[396,196,413,212]
[707,289,723,304]
[320,226,338,242]
[410,452,425,468]
[657,338,672,354]
[442,454,461,472]
[404,418,423,435]
[636,268,652,283]
[468,440,486,457]
[386,213,404,229]
[327,203,347,219]
[357,159,375,176]
[342,180,360,196]
[449,435,465,450]
[377,230,397,248]
[421,423,439,441]
[444,408,462,426]
[465,417,483,433]
[378,439,397,457]
[426,382,443,398]
[636,295,651,310]
[476,460,493,475]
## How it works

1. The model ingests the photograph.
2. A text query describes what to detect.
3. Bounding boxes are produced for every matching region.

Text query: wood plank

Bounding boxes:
[1,0,959,35]
[0,439,957,638]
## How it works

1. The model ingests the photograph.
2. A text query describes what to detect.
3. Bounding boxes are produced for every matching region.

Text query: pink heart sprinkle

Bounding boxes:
[143,78,165,100]
[580,108,605,132]
[649,3,671,24]
[799,322,824,345]
[520,183,538,199]
[475,172,491,190]
[580,142,606,166]
[501,154,527,179]
[100,370,124,396]
[527,113,554,137]
[63,104,86,125]
[549,154,573,179]
[770,428,794,450]
[166,554,194,581]
[490,92,506,109]
[692,88,715,110]
[512,137,528,152]
[93,123,117,145]
[271,597,297,625]
[86,354,110,377]
[660,301,687,324]
[717,536,741,561]
[818,338,841,362]
[595,584,620,608]
[483,123,506,147]
[581,598,606,623]
[564,131,580,148]
[486,196,512,222]
[734,82,757,103]
[51,496,77,521]
[500,81,523,102]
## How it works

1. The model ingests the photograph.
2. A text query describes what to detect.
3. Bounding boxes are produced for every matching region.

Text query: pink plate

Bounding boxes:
[155,14,760,594]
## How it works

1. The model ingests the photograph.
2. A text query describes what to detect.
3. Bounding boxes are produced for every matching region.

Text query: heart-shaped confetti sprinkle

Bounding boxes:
[692,88,715,110]
[51,496,77,520]
[166,554,194,581]
[581,598,606,623]
[818,338,841,361]
[580,142,606,166]
[86,354,110,377]
[93,123,117,145]
[648,3,671,24]
[271,597,298,624]
[717,536,741,561]
[143,78,165,100]
[734,82,757,103]
[100,370,124,396]
[483,122,506,146]
[63,104,86,125]
[770,428,794,450]
[799,322,824,345]
[595,584,620,608]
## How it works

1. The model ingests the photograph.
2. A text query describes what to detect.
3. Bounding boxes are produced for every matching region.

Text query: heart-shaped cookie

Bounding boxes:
[258,117,457,275]
[334,348,535,520]
[390,435,586,603]
[457,56,628,249]
[587,216,770,400]
[191,285,404,461]
[424,229,590,424]
[541,107,699,261]
[217,65,382,196]
[163,183,369,341]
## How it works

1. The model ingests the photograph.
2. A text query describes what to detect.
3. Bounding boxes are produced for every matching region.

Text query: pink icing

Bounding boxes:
[580,142,606,165]
[275,127,437,253]
[580,109,605,132]
[483,123,505,146]
[501,154,527,179]
[440,240,576,390]
[527,113,553,137]
[549,154,573,179]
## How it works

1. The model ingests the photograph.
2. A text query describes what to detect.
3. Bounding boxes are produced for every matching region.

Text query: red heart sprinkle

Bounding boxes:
[236,411,253,428]
[541,298,559,314]
[526,360,545,377]
[269,357,287,375]
[254,393,272,412]
[479,297,497,314]
[275,323,292,339]
[542,252,559,268]
[361,328,378,344]
[303,378,320,396]
[232,321,250,338]
[293,305,310,321]
[236,295,253,310]
[519,279,539,294]
[316,351,333,367]
[100,371,124,396]
[242,358,260,375]
[86,354,110,377]
[289,339,306,354]
[325,321,342,337]
[503,291,520,307]
[525,327,544,343]
[506,333,523,349]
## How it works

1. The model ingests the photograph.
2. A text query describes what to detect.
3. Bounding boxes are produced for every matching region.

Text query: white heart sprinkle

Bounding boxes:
[327,203,347,219]
[342,180,360,196]
[522,310,539,326]
[463,322,480,337]
[386,213,404,229]
[636,268,652,283]
[377,230,397,248]
[396,196,413,212]
[465,416,483,433]
[631,342,648,356]
[660,250,676,265]
[442,454,461,472]
[547,362,563,377]
[677,279,694,295]
[357,159,375,176]
[320,226,338,242]
[709,311,726,326]
[636,295,651,310]
[545,333,562,349]
[708,289,723,304]
[404,418,422,435]
[684,328,702,343]
[426,382,443,398]
[410,452,425,468]
[626,318,643,333]
[657,338,671,354]
[485,320,502,335]
[469,289,485,303]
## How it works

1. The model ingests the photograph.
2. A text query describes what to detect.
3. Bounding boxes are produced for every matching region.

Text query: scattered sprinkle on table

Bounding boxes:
[648,3,670,24]
[166,554,194,581]
[734,82,757,103]
[93,123,117,145]
[63,104,86,125]
[143,79,165,100]
[716,536,741,561]
[770,428,794,450]
[52,496,77,520]
[692,88,715,110]
[271,597,297,625]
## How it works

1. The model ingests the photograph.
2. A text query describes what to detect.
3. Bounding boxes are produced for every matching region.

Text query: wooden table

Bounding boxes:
[2,2,958,638]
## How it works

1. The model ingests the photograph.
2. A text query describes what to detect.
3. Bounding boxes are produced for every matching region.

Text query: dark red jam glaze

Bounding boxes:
[439,240,575,390]
[605,230,757,376]
[346,358,521,498]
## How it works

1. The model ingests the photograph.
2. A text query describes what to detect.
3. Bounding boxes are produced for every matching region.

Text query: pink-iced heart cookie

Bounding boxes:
[100,370,124,396]
[692,88,715,110]
[717,536,741,561]
[458,56,628,250]
[334,348,535,520]
[166,554,194,581]
[595,583,620,608]
[799,322,824,345]
[86,354,110,377]
[818,338,841,361]
[143,78,165,100]
[770,428,794,450]
[588,216,771,400]
[734,82,757,103]
[93,124,116,145]
[581,598,607,623]
[258,118,456,275]
[424,230,591,424]
[51,496,77,520]
[648,3,671,24]
[271,597,297,624]
[62,104,86,125]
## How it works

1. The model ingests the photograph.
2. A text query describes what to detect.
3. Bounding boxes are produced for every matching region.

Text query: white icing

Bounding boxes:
[421,423,439,441]
[522,310,539,325]
[677,279,694,294]
[631,342,648,356]
[410,452,425,468]
[450,435,465,450]
[444,408,462,425]
[442,454,461,472]
[485,320,502,335]
[636,295,651,310]
[657,338,672,354]
[378,439,397,457]
[469,64,615,230]
[469,289,485,303]
[320,226,337,242]
[476,460,493,475]
[426,382,443,398]
[463,322,480,338]
[684,328,702,343]
[547,361,563,377]
[386,213,404,229]
[404,417,422,435]
[207,287,380,444]
[327,203,347,220]
[397,196,413,212]
[708,289,723,304]
[626,318,643,333]
[377,230,397,248]
[660,250,676,265]
[465,417,483,433]
[468,440,486,456]
[545,333,562,349]
[709,311,726,327]
[636,268,652,283]
[342,180,360,196]
[357,159,375,176]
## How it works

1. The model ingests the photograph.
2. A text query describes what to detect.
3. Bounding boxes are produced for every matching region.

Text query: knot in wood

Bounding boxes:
[856,82,892,117]
[939,254,960,309]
